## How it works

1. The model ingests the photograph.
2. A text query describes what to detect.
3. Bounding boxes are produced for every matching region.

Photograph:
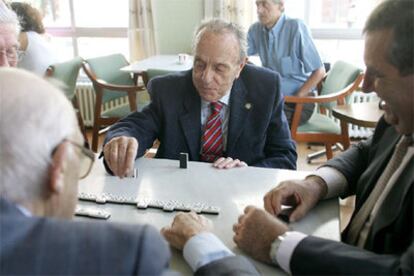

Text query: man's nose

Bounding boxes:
[201,68,213,83]
[361,74,375,93]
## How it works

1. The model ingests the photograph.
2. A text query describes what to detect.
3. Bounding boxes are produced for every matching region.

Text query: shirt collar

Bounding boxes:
[201,89,231,108]
[16,204,32,217]
[263,13,286,37]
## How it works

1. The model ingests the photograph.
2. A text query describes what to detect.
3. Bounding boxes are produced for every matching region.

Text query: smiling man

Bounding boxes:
[103,19,296,178]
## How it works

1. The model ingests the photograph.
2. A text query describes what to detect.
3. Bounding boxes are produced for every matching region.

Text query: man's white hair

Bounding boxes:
[0,0,19,34]
[0,68,77,204]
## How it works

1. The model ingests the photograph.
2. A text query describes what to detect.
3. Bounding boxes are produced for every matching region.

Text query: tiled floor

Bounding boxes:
[89,131,354,232]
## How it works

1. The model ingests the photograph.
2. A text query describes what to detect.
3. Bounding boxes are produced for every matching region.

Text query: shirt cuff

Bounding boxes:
[312,166,348,199]
[183,232,234,272]
[275,231,308,274]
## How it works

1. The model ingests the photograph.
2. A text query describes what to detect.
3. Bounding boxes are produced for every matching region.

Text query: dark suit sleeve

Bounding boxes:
[252,72,297,170]
[195,256,259,276]
[291,236,413,275]
[103,78,164,158]
[322,118,389,195]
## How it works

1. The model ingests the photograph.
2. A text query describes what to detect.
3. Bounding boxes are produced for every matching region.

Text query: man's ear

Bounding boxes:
[235,57,248,78]
[47,142,69,196]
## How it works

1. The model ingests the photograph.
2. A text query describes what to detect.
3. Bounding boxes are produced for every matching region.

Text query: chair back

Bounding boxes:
[45,57,83,100]
[144,68,175,86]
[319,60,362,109]
[83,54,135,103]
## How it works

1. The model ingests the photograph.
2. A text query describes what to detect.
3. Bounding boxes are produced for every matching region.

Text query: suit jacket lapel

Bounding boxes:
[226,78,250,155]
[179,80,201,160]
[372,148,414,235]
[356,132,401,210]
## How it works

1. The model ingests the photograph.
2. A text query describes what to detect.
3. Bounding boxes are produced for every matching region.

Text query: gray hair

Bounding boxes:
[364,0,414,76]
[271,0,285,12]
[0,68,77,204]
[0,0,20,34]
[192,18,247,63]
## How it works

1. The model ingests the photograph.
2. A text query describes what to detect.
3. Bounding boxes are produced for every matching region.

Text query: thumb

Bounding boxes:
[288,193,308,222]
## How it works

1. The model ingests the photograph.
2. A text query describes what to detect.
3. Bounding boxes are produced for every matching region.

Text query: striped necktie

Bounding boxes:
[200,102,224,162]
[345,135,413,246]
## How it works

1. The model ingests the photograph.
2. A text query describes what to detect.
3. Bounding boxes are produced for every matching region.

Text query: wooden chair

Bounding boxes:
[45,57,88,146]
[285,60,364,161]
[82,54,146,152]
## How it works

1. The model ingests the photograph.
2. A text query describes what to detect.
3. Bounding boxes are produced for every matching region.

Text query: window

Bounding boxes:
[15,0,129,60]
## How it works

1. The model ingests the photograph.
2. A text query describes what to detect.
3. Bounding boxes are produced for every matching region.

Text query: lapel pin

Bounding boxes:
[245,103,252,110]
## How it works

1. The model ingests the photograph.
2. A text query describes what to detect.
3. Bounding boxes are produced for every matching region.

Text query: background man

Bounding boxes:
[0,68,259,275]
[248,0,325,125]
[0,0,19,67]
[103,19,297,178]
[163,1,413,274]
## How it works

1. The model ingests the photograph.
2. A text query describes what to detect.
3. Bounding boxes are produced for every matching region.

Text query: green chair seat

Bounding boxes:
[298,113,341,135]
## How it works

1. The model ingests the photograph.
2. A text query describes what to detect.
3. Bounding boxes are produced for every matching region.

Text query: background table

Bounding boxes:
[78,158,340,275]
[121,55,193,73]
[332,101,384,128]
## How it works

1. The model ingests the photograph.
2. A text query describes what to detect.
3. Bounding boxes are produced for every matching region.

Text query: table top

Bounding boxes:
[78,158,340,275]
[121,55,193,73]
[332,101,384,128]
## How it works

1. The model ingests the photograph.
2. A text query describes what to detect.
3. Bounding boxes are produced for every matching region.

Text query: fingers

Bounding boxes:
[103,137,138,178]
[213,157,248,169]
[288,192,308,222]
[263,187,284,215]
[263,181,300,215]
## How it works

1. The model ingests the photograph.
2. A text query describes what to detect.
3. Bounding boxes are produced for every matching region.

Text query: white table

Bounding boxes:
[121,55,193,73]
[78,158,340,275]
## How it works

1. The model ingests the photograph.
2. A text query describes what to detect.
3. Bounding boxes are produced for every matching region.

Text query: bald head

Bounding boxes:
[0,68,78,205]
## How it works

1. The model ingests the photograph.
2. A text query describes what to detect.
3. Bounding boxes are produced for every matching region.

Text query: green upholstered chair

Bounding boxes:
[284,60,364,160]
[143,68,176,86]
[45,57,88,146]
[82,54,146,152]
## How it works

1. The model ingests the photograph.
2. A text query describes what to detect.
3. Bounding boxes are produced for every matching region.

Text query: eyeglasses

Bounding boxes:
[67,140,95,179]
[52,139,95,179]
[0,46,25,63]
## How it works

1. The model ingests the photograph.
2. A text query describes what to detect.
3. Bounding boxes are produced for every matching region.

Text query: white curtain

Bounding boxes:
[203,0,256,31]
[128,0,156,62]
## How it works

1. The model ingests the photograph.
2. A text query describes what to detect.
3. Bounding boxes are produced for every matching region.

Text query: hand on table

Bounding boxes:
[233,206,288,264]
[103,136,138,178]
[213,157,248,169]
[263,176,328,222]
[161,212,213,250]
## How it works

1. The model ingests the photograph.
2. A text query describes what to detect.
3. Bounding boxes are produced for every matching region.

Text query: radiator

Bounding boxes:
[75,81,129,127]
[347,91,380,139]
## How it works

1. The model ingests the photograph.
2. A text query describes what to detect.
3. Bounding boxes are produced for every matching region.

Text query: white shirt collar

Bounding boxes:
[201,89,231,107]
[16,204,32,217]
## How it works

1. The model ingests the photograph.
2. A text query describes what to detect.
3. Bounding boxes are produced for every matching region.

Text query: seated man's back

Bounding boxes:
[0,197,170,275]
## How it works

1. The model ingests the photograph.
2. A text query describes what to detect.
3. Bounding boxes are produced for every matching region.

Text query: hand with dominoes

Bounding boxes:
[103,136,138,178]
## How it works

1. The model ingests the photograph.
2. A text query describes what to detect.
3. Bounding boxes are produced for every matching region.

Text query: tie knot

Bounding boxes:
[211,102,223,113]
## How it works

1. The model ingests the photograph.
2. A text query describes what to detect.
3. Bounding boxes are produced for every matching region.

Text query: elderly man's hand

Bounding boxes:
[263,176,327,222]
[103,136,138,178]
[233,206,289,264]
[161,212,213,250]
[213,157,248,169]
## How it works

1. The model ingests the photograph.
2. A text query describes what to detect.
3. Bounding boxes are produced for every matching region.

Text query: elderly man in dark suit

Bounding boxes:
[0,68,259,275]
[162,1,413,275]
[103,19,297,178]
